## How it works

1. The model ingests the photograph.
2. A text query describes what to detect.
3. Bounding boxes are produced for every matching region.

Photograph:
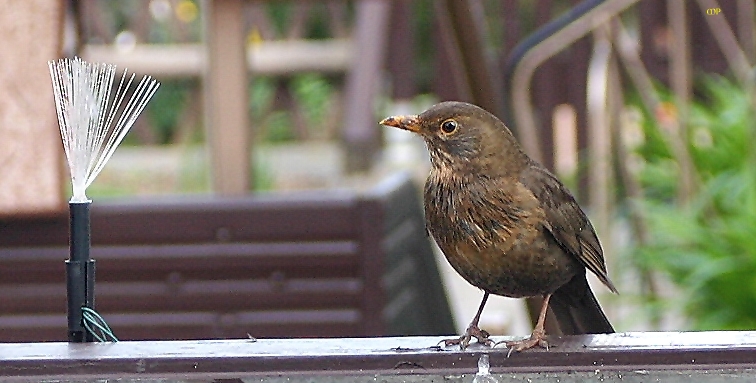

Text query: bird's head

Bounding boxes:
[380,101,528,175]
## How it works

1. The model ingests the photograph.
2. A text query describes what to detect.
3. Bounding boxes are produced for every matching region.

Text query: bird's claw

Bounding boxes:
[494,329,548,357]
[440,324,492,350]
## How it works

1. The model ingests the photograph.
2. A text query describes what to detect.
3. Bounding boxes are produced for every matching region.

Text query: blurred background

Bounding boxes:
[2,0,756,340]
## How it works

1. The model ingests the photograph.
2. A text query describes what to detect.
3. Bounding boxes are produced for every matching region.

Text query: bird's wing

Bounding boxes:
[519,164,617,293]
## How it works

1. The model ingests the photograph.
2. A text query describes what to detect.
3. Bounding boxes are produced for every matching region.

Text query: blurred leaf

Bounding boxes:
[146,79,193,144]
[291,73,334,134]
[630,75,756,330]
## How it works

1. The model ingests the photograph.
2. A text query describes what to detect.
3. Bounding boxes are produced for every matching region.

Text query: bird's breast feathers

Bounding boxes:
[424,171,544,253]
[423,171,576,296]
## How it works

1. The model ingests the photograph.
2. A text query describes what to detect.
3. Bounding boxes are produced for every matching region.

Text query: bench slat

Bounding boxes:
[1,278,363,313]
[0,242,359,284]
[0,311,362,341]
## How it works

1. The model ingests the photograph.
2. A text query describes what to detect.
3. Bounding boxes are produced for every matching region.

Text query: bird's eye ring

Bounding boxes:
[440,119,458,134]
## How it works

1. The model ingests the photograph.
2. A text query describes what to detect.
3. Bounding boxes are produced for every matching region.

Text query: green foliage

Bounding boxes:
[291,73,335,130]
[146,79,195,144]
[264,111,296,142]
[632,77,756,330]
[249,74,336,143]
[265,2,347,40]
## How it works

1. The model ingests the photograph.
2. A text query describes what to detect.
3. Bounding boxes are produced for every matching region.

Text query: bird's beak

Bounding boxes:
[380,115,421,133]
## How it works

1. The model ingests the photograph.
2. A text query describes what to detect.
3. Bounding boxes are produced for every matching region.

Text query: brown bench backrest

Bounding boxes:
[0,173,455,341]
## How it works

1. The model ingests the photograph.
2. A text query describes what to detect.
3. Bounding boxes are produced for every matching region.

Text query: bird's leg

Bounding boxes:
[441,292,492,349]
[501,294,552,354]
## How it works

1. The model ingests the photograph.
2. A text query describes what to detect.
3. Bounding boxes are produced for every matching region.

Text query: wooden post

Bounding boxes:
[667,0,694,204]
[431,1,473,103]
[0,0,65,216]
[737,0,755,64]
[441,0,504,119]
[386,0,416,101]
[342,0,391,173]
[203,0,250,194]
[587,27,612,242]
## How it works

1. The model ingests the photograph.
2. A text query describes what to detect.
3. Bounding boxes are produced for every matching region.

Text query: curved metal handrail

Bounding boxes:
[503,0,640,163]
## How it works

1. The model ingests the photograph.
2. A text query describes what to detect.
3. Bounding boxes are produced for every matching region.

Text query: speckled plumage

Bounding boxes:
[381,101,617,351]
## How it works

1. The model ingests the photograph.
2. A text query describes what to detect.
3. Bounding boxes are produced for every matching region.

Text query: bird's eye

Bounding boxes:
[440,119,458,134]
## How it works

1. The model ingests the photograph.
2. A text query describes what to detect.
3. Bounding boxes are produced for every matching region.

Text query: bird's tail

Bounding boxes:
[549,273,614,335]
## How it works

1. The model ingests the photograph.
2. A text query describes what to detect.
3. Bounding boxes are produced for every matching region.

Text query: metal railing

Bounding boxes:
[2,331,756,381]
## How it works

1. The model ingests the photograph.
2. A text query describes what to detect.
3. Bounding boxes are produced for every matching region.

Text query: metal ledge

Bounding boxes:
[2,332,756,381]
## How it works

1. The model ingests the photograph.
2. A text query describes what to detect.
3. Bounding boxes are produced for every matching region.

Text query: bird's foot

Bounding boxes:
[440,324,492,350]
[494,328,548,357]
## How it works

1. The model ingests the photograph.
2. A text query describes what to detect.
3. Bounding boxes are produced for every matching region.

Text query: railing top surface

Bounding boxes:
[2,331,756,381]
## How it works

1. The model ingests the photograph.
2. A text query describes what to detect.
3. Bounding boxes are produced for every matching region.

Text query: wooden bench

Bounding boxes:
[0,173,455,341]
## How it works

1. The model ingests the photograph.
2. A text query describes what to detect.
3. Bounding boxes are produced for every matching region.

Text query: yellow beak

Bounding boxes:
[379,115,421,133]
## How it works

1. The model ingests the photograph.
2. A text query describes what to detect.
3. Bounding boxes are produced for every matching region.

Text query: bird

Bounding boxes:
[380,101,617,352]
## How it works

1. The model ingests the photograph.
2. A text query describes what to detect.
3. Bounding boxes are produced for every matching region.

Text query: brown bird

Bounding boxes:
[380,101,617,352]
